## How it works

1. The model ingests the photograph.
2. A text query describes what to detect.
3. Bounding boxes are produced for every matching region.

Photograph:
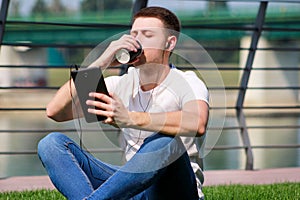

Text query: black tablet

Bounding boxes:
[71,67,109,123]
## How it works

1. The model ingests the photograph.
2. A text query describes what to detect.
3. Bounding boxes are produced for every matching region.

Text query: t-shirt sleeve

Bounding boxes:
[182,71,209,106]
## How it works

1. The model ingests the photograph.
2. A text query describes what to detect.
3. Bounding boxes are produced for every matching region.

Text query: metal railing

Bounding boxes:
[0,0,300,171]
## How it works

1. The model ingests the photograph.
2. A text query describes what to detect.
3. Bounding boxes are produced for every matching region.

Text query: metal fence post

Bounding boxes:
[236,1,268,170]
[0,0,10,50]
[132,0,148,18]
[119,0,148,75]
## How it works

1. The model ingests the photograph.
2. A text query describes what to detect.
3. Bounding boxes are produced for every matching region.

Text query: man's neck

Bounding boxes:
[138,63,170,91]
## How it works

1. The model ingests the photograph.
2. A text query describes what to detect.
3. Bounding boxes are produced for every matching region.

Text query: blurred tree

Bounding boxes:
[9,0,20,17]
[31,0,49,17]
[81,0,132,12]
[49,0,66,13]
[208,1,228,12]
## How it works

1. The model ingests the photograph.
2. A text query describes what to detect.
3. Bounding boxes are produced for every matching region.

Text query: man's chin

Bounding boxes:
[131,58,144,67]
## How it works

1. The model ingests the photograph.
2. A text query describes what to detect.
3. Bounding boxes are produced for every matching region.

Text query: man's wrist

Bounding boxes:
[128,111,150,129]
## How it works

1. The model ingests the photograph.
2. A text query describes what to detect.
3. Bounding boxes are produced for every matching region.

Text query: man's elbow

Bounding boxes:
[196,125,207,137]
[182,124,206,137]
[46,106,65,122]
[46,107,58,122]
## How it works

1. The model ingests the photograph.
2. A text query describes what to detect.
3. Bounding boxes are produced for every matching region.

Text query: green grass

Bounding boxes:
[0,183,299,200]
[0,190,65,200]
[203,182,300,200]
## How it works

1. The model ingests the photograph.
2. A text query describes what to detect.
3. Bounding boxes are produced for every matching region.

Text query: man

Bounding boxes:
[38,6,209,200]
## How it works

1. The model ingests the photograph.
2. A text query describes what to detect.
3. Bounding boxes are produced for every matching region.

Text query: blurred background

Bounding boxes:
[0,0,299,178]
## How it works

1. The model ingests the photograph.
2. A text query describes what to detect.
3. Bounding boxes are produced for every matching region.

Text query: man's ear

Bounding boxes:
[165,35,177,51]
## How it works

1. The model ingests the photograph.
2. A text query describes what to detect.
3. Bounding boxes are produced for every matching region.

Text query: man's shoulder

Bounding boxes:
[170,67,208,91]
[170,68,202,82]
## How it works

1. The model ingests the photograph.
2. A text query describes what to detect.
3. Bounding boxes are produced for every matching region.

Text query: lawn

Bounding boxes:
[0,182,299,200]
[203,182,300,200]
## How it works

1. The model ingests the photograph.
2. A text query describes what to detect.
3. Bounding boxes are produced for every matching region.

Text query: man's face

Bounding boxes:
[130,17,168,66]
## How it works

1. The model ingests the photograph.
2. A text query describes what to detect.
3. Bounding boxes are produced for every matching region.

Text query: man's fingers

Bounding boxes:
[87,108,113,118]
[89,92,111,104]
[86,99,112,111]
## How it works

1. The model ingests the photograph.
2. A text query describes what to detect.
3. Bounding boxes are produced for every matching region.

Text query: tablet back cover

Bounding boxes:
[71,67,108,123]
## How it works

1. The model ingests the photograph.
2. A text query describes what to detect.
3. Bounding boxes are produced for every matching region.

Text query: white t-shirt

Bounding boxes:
[104,66,209,161]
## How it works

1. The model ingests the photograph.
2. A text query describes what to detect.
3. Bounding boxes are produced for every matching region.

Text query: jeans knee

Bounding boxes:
[143,133,173,148]
[37,132,65,158]
[141,133,182,154]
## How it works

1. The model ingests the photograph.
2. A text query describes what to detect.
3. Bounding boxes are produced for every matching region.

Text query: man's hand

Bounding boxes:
[86,92,134,127]
[91,34,141,67]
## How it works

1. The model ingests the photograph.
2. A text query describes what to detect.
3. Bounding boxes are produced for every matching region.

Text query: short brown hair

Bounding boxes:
[133,6,181,39]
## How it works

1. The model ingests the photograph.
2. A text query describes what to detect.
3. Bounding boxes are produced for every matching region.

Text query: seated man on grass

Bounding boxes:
[38,6,209,200]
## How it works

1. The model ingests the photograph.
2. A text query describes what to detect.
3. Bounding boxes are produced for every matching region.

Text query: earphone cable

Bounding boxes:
[69,65,113,181]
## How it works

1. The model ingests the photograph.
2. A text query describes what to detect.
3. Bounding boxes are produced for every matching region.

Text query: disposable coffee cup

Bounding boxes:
[115,41,143,64]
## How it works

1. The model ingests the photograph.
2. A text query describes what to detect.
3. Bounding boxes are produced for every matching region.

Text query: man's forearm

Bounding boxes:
[127,100,209,137]
[46,80,76,122]
[129,111,204,137]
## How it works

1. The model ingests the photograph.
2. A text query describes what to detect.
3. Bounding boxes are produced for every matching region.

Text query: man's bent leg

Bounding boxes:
[86,133,198,200]
[38,132,118,200]
[145,150,199,199]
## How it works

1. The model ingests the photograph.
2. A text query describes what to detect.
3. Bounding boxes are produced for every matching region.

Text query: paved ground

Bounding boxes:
[203,167,300,186]
[0,167,299,192]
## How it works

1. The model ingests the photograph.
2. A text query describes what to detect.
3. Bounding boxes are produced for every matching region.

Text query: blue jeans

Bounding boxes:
[38,132,199,200]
